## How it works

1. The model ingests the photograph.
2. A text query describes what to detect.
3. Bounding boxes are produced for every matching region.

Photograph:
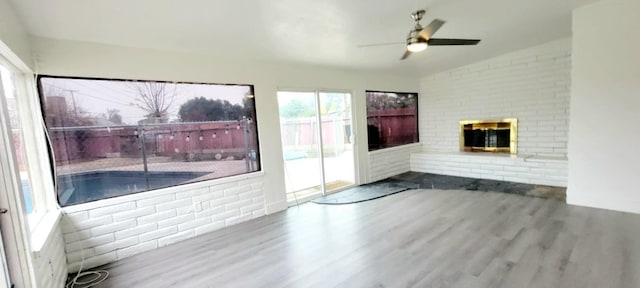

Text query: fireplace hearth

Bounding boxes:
[459,119,517,154]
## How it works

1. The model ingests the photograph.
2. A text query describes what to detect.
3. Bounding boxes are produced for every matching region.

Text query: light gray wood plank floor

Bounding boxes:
[91,189,640,288]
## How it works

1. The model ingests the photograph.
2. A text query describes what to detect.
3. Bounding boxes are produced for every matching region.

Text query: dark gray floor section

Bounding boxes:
[389,171,566,200]
[311,179,419,205]
[313,172,566,205]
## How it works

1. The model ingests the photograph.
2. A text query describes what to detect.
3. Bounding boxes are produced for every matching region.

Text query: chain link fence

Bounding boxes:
[50,119,260,206]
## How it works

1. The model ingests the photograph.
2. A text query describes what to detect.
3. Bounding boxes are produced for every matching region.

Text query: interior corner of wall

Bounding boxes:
[265,200,287,215]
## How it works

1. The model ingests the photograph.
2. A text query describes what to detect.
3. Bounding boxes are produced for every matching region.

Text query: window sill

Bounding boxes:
[368,143,421,155]
[27,211,45,232]
[30,208,62,257]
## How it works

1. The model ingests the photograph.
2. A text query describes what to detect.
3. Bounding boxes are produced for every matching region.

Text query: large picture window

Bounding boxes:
[38,76,260,206]
[366,90,418,151]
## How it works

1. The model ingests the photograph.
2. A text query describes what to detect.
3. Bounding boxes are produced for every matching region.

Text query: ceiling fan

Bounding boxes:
[361,10,481,60]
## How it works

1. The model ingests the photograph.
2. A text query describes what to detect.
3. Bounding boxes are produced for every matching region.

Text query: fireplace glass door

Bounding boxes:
[460,119,518,154]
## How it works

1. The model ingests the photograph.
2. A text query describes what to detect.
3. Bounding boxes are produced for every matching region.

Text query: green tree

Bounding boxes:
[279,99,316,118]
[178,97,245,122]
[366,92,417,111]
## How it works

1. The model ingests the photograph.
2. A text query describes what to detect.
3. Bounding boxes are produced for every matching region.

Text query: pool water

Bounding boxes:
[58,171,208,206]
[22,179,33,214]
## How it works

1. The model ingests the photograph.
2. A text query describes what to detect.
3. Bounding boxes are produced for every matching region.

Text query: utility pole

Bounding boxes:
[138,124,150,189]
[65,89,79,117]
[243,117,250,172]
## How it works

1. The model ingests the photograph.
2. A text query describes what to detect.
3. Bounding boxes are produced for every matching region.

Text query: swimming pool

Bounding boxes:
[57,171,209,206]
[22,179,33,214]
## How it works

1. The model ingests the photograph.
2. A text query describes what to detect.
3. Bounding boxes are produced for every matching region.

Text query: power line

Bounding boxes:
[71,81,133,106]
[44,83,131,107]
[92,81,131,96]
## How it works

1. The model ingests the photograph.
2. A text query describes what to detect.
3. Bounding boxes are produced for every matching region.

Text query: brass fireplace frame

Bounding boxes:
[459,118,518,154]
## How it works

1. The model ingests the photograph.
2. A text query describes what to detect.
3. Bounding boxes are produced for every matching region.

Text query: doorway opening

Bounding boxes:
[277,91,356,204]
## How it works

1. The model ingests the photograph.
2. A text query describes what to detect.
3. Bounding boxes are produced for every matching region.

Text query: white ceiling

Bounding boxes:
[10,0,597,76]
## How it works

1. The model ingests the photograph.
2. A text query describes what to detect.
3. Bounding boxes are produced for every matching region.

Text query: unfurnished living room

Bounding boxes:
[0,0,639,287]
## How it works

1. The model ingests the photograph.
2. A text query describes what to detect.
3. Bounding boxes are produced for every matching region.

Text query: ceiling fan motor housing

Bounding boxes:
[408,10,427,45]
[407,25,427,45]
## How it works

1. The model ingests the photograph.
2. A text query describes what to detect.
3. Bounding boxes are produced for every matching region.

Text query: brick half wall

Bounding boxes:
[60,172,265,272]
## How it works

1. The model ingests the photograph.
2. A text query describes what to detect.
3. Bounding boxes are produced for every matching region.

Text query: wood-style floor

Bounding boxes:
[93,189,640,288]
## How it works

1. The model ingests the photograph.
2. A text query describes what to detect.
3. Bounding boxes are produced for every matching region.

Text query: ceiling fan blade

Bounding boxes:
[427,38,481,45]
[400,50,412,60]
[418,19,445,40]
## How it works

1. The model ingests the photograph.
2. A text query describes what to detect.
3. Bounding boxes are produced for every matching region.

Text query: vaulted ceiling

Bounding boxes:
[11,0,597,76]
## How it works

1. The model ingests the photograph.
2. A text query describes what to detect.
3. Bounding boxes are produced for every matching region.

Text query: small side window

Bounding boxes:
[366,90,419,151]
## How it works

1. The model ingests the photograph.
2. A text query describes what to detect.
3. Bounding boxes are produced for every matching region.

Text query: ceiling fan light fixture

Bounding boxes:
[406,25,427,53]
[407,42,427,52]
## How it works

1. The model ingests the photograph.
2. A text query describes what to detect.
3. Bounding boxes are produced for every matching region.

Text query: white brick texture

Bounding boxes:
[413,39,571,186]
[62,173,265,272]
[411,153,567,187]
[368,143,422,182]
[32,220,68,288]
[419,39,571,159]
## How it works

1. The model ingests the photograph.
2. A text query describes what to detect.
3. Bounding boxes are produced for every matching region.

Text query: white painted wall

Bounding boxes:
[413,39,571,186]
[568,0,640,214]
[30,37,418,269]
[0,0,32,68]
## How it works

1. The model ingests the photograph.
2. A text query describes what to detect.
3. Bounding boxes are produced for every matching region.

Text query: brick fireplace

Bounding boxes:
[410,39,571,188]
[459,119,517,154]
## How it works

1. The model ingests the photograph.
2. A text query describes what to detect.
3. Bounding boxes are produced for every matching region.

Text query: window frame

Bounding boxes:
[0,59,56,232]
[276,88,360,203]
[37,75,262,207]
[0,40,56,287]
[365,90,419,151]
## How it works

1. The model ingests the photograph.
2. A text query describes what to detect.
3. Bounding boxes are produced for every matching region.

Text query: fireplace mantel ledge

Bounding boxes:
[413,151,567,162]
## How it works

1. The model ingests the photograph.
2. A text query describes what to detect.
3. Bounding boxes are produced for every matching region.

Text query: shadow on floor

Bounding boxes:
[311,179,419,205]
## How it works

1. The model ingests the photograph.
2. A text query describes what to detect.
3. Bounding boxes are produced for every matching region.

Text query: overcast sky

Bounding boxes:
[40,77,251,124]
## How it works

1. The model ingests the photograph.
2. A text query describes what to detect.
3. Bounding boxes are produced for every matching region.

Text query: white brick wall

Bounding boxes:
[413,39,571,186]
[32,217,68,288]
[368,143,422,182]
[61,172,265,272]
[419,38,571,158]
[411,153,567,187]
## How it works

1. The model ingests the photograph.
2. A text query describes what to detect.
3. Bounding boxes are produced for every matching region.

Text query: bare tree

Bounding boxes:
[106,109,123,124]
[43,85,67,98]
[128,82,178,123]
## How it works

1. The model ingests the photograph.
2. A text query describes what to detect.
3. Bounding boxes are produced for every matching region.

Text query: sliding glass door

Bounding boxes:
[278,91,323,201]
[278,91,355,203]
[318,92,355,192]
